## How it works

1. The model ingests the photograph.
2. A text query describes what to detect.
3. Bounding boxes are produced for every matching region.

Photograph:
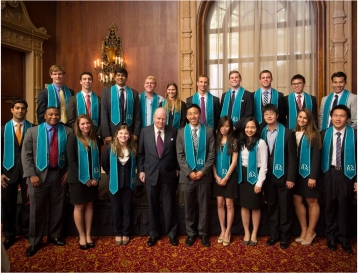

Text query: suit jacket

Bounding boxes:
[220,89,254,131]
[101,86,141,138]
[176,125,215,184]
[159,100,187,129]
[21,124,73,183]
[37,87,74,124]
[284,93,318,128]
[319,92,357,130]
[186,94,221,132]
[138,125,178,186]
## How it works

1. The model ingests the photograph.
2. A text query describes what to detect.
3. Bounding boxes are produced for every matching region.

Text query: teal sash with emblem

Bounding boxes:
[47,84,72,108]
[288,92,312,129]
[76,92,99,131]
[77,139,100,184]
[110,86,134,126]
[298,134,311,178]
[184,124,206,171]
[215,142,231,179]
[238,142,259,184]
[321,90,350,130]
[220,87,245,123]
[193,92,214,128]
[254,88,279,124]
[140,92,159,128]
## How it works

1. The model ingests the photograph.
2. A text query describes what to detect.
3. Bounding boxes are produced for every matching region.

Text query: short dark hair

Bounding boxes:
[330,105,351,119]
[229,70,241,79]
[262,103,279,115]
[331,71,347,82]
[259,70,272,78]
[45,107,60,113]
[114,67,128,78]
[80,72,93,80]
[186,103,201,114]
[11,99,28,109]
[197,75,209,82]
[291,74,306,84]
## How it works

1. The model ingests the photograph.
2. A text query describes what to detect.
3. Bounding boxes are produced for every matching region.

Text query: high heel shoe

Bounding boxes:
[301,233,316,246]
[217,238,223,244]
[223,234,231,247]
[249,239,258,246]
[78,237,89,250]
[295,237,304,242]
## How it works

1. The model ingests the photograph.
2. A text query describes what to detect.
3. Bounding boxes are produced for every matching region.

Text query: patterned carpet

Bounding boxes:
[4,235,357,272]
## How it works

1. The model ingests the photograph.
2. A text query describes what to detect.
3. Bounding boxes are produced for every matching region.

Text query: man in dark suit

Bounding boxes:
[284,74,318,129]
[37,65,74,125]
[321,105,356,254]
[138,107,179,247]
[220,70,254,133]
[1,99,32,249]
[176,104,215,247]
[261,104,297,249]
[101,67,141,144]
[21,107,73,257]
[186,75,221,132]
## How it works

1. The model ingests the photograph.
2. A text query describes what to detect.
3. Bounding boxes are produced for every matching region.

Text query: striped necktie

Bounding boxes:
[336,132,342,168]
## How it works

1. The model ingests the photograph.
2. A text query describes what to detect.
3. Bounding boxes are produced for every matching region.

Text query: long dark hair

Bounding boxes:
[294,108,322,149]
[238,117,261,151]
[74,114,97,149]
[215,116,234,155]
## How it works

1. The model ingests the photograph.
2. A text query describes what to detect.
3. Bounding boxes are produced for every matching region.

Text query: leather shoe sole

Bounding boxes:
[147,237,158,247]
[169,236,179,246]
[47,238,66,246]
[26,245,40,257]
[266,238,279,246]
[327,241,337,251]
[200,235,211,247]
[185,236,196,246]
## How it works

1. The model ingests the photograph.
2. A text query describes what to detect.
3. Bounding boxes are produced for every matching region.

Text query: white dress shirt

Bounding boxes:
[331,127,346,166]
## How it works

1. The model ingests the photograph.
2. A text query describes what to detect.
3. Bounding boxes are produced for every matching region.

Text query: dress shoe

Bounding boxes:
[169,236,179,246]
[185,236,196,246]
[87,242,95,248]
[249,240,258,246]
[79,243,89,250]
[47,238,66,246]
[122,237,130,245]
[223,234,231,247]
[301,233,316,246]
[147,237,158,247]
[339,241,353,254]
[295,237,304,243]
[280,241,290,249]
[3,238,16,250]
[200,235,211,247]
[266,237,279,246]
[327,241,337,251]
[26,245,40,257]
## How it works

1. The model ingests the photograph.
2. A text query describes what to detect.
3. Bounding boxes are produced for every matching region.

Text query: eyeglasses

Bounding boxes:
[291,82,304,86]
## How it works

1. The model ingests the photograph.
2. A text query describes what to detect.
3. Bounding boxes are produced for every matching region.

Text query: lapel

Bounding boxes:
[162,126,171,157]
[149,125,159,157]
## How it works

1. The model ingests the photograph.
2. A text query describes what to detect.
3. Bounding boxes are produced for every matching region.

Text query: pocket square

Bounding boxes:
[241,100,245,102]
[171,138,174,141]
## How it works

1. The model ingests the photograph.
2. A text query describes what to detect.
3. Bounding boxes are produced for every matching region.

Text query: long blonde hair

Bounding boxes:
[164,83,182,113]
[294,108,322,149]
[74,114,97,149]
[111,125,137,157]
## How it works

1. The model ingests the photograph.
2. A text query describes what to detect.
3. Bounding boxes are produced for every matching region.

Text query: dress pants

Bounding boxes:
[27,169,66,246]
[109,187,133,236]
[146,173,178,239]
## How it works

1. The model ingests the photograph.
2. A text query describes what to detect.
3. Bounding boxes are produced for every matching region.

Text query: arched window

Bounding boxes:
[205,1,316,98]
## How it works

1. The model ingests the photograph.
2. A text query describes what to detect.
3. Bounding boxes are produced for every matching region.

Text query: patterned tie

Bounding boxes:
[120,88,125,122]
[156,131,164,157]
[263,91,269,106]
[297,94,302,110]
[192,129,198,154]
[15,123,22,145]
[86,94,91,117]
[200,97,206,125]
[49,127,58,167]
[59,88,67,123]
[228,90,235,117]
[336,132,342,168]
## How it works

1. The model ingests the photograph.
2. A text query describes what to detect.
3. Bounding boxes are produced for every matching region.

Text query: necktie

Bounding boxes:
[86,94,91,117]
[49,127,58,167]
[263,91,269,106]
[332,94,338,109]
[192,129,198,154]
[200,97,206,125]
[15,123,22,145]
[228,90,235,117]
[156,131,164,157]
[120,88,125,122]
[336,132,342,168]
[59,88,67,123]
[297,94,302,110]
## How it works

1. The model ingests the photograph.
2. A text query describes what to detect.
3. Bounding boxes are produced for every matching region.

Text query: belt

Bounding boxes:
[331,165,342,171]
[48,166,59,170]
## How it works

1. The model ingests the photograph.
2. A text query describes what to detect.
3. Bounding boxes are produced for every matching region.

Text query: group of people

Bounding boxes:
[1,65,356,258]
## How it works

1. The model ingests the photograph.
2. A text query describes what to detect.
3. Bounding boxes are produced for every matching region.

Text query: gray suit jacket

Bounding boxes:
[21,124,73,183]
[319,92,357,130]
[176,125,215,184]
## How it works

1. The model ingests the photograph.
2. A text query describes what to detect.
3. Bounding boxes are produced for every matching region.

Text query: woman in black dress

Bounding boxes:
[238,117,268,246]
[67,114,100,250]
[212,116,238,246]
[293,109,321,246]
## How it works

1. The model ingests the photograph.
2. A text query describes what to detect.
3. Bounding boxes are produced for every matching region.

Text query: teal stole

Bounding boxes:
[238,143,259,185]
[298,134,311,178]
[76,92,99,131]
[36,123,67,171]
[184,124,206,171]
[193,92,214,128]
[215,142,231,180]
[321,90,350,130]
[162,100,181,129]
[110,86,134,126]
[321,125,356,179]
[254,88,279,124]
[220,87,245,123]
[140,92,159,128]
[77,139,100,184]
[261,123,285,178]
[47,84,72,108]
[109,148,136,194]
[3,120,32,170]
[288,93,312,129]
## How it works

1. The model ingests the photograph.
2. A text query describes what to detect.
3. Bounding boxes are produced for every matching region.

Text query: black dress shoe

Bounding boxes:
[280,241,290,249]
[3,238,16,250]
[169,236,179,246]
[47,238,66,246]
[327,241,337,251]
[185,236,196,246]
[339,241,353,254]
[266,237,279,246]
[200,235,211,247]
[79,243,89,250]
[147,237,158,247]
[87,242,95,248]
[26,245,40,257]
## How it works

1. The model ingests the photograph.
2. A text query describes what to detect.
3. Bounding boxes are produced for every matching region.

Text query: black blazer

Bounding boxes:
[284,94,318,128]
[258,91,287,131]
[159,100,187,129]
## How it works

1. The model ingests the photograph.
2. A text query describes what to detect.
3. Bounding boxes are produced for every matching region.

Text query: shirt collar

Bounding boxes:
[117,85,126,91]
[266,123,278,132]
[154,125,164,135]
[261,88,271,94]
[333,126,346,135]
[81,90,92,97]
[12,119,25,127]
[45,123,59,131]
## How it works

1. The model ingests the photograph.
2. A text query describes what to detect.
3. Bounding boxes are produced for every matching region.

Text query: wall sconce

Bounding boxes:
[94,23,126,87]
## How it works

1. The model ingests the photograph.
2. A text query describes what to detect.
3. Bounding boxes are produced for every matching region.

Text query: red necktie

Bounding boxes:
[156,131,164,157]
[86,94,91,117]
[296,94,302,110]
[49,127,58,167]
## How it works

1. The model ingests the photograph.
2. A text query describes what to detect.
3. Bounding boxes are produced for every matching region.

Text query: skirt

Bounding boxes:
[238,167,262,210]
[293,174,321,198]
[212,169,238,199]
[69,182,99,205]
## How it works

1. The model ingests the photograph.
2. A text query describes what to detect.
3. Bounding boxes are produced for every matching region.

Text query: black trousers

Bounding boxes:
[109,187,133,236]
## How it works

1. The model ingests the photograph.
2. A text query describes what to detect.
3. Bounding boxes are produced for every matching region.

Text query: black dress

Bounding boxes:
[212,139,238,199]
[67,133,99,205]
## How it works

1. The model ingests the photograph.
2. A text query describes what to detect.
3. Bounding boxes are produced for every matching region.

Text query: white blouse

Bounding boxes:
[118,148,129,165]
[241,139,268,188]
